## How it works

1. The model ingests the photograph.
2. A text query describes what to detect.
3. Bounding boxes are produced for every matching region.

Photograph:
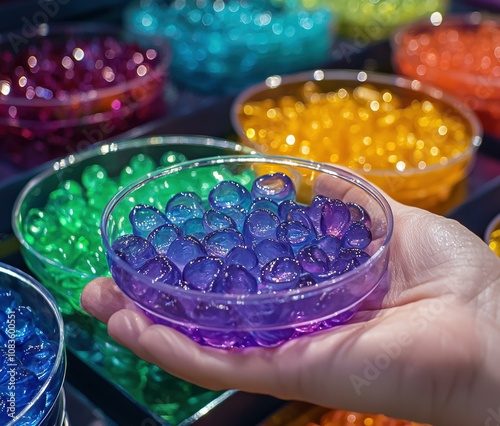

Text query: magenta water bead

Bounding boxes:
[106,165,384,348]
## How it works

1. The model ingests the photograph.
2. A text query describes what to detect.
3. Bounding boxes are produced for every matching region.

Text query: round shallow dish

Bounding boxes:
[11,135,255,423]
[0,22,170,167]
[103,155,393,349]
[0,262,66,426]
[231,69,482,210]
[392,12,500,138]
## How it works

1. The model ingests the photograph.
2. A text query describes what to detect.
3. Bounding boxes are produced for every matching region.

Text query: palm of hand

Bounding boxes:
[81,200,500,426]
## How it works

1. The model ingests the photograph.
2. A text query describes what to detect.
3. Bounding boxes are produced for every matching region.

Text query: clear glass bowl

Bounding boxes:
[0,22,170,167]
[12,135,256,423]
[102,155,393,348]
[0,262,66,426]
[231,69,482,211]
[392,12,500,138]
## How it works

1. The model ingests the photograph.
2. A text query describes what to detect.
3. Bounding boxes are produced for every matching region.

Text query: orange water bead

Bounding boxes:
[312,409,430,426]
[239,82,470,174]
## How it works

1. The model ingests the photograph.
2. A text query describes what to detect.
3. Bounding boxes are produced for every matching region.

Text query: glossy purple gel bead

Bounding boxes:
[203,229,244,258]
[249,198,279,216]
[165,192,204,226]
[306,195,329,233]
[320,198,351,238]
[202,209,236,233]
[286,207,316,232]
[137,255,182,285]
[214,264,258,295]
[130,204,168,238]
[315,234,342,260]
[342,222,372,250]
[297,245,330,274]
[339,248,371,266]
[224,246,258,271]
[278,199,300,221]
[112,234,157,268]
[277,220,315,253]
[218,205,247,232]
[208,180,252,211]
[147,223,181,254]
[166,236,206,270]
[261,257,302,291]
[254,239,294,268]
[243,209,280,247]
[251,172,296,203]
[183,256,224,292]
[347,202,372,228]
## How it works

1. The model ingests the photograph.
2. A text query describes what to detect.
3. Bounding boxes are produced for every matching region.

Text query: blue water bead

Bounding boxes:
[165,192,204,226]
[320,198,351,238]
[307,195,329,234]
[0,288,20,313]
[208,180,252,211]
[181,218,207,241]
[183,256,224,292]
[276,220,315,253]
[224,246,258,272]
[147,223,181,255]
[286,207,316,233]
[12,366,39,407]
[112,234,157,269]
[249,198,279,216]
[278,199,300,221]
[254,239,294,268]
[251,172,296,203]
[203,229,244,258]
[130,204,169,238]
[243,209,280,247]
[347,202,372,228]
[17,334,57,381]
[218,205,247,232]
[166,236,206,270]
[12,306,36,345]
[315,235,342,261]
[214,265,258,295]
[137,255,182,286]
[297,245,330,275]
[341,222,372,250]
[202,209,236,233]
[261,257,301,291]
[339,248,371,267]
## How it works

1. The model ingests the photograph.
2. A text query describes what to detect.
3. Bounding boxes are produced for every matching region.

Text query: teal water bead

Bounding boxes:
[130,204,169,238]
[181,218,206,241]
[165,192,204,226]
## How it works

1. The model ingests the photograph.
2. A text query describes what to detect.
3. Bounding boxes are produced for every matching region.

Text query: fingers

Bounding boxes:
[80,277,133,323]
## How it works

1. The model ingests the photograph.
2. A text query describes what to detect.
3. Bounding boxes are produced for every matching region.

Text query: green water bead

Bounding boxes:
[82,164,108,191]
[120,154,156,186]
[58,179,84,198]
[160,151,188,167]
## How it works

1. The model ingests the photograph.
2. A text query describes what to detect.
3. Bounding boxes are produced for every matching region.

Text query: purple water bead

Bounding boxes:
[147,223,181,255]
[342,222,372,250]
[203,229,244,258]
[243,209,280,247]
[183,256,224,292]
[208,180,252,211]
[218,205,247,232]
[224,246,258,271]
[286,207,316,233]
[112,234,157,269]
[202,209,236,233]
[254,239,294,268]
[315,235,342,261]
[181,218,207,240]
[166,236,206,270]
[278,199,300,221]
[261,257,302,291]
[276,220,316,253]
[297,245,330,274]
[320,198,351,238]
[165,192,204,226]
[249,198,279,216]
[137,255,182,286]
[339,248,371,266]
[214,265,258,295]
[347,202,372,228]
[251,172,296,203]
[307,195,329,234]
[130,204,169,238]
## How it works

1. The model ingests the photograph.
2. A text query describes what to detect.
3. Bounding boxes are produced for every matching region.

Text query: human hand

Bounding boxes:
[81,176,500,426]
